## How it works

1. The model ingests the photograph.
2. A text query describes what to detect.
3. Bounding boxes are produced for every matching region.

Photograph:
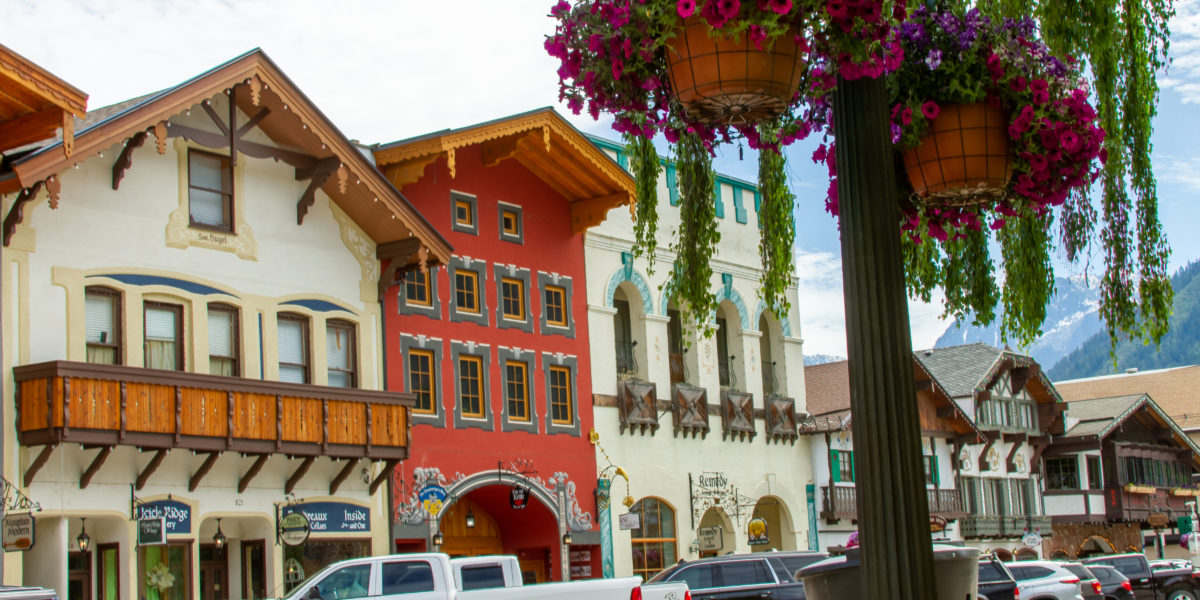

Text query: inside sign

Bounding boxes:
[618,513,640,531]
[2,514,34,552]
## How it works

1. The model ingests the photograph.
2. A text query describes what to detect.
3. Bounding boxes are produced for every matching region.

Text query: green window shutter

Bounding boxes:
[713,180,725,218]
[617,151,629,171]
[932,454,940,486]
[666,165,680,206]
[830,449,841,483]
[753,189,762,229]
[849,451,856,483]
[733,187,748,224]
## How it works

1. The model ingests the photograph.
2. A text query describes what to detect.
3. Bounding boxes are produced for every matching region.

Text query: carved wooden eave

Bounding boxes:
[374,108,635,234]
[912,357,983,438]
[1,48,452,274]
[0,43,88,159]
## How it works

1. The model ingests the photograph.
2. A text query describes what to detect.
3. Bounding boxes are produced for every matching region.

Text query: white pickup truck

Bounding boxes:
[280,553,690,600]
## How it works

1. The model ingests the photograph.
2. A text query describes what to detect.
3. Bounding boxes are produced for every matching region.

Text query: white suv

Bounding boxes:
[1007,561,1085,600]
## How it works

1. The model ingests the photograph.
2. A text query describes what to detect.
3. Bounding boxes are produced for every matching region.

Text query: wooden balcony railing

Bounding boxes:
[14,361,412,460]
[721,390,755,441]
[618,378,658,435]
[822,486,967,523]
[765,395,798,444]
[1110,485,1196,522]
[672,384,708,439]
[960,516,1001,539]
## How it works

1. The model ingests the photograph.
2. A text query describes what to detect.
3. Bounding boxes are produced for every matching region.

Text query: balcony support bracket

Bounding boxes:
[330,458,359,495]
[189,452,221,492]
[24,444,57,487]
[285,456,316,495]
[239,454,270,494]
[369,459,399,495]
[80,446,114,489]
[136,449,169,491]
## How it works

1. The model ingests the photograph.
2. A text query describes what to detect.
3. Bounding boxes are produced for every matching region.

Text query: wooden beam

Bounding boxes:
[376,238,422,260]
[3,181,44,247]
[295,156,340,181]
[481,132,536,167]
[1004,435,1026,471]
[383,155,439,189]
[569,192,629,234]
[977,436,997,472]
[165,122,316,169]
[111,131,148,190]
[79,446,114,489]
[369,459,399,495]
[235,108,270,138]
[296,169,334,225]
[285,456,316,494]
[201,101,230,136]
[330,458,359,495]
[136,449,168,490]
[24,444,56,487]
[188,452,221,492]
[0,107,62,152]
[239,454,270,493]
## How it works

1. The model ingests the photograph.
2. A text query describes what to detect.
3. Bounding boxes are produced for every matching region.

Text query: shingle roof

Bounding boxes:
[1062,394,1144,437]
[1056,365,1200,432]
[912,343,1005,398]
[804,360,850,416]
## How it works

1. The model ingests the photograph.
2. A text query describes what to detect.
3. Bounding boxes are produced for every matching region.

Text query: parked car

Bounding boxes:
[279,553,690,600]
[1150,561,1194,573]
[649,551,830,599]
[1084,553,1200,600]
[1006,560,1085,600]
[1086,564,1135,600]
[1059,563,1104,600]
[0,587,57,600]
[978,555,1019,600]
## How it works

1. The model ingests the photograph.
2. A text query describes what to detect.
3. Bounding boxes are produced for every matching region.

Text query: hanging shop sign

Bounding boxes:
[282,502,369,533]
[138,517,167,546]
[418,485,448,518]
[618,513,640,530]
[930,515,948,533]
[278,511,311,546]
[697,526,723,552]
[135,499,192,535]
[510,486,529,510]
[2,513,34,552]
[748,517,769,546]
[1148,513,1170,529]
[1022,530,1043,549]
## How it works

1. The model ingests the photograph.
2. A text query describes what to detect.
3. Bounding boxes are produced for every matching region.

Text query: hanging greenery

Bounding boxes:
[626,133,662,274]
[757,119,796,318]
[668,129,721,335]
[986,0,1176,352]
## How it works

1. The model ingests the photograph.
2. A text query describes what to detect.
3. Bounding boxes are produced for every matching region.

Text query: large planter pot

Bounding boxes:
[902,102,1012,205]
[666,17,806,124]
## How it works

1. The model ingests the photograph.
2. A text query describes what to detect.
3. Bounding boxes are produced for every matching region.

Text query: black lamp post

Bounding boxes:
[76,518,91,553]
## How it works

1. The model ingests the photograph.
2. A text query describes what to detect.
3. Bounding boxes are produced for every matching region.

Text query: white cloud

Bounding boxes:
[1163,1,1200,102]
[794,251,950,357]
[1155,154,1200,192]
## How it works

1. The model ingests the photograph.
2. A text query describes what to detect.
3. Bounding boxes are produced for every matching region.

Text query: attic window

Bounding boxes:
[188,149,233,231]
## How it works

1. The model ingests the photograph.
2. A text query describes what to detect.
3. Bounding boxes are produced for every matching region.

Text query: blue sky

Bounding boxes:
[4,0,1197,356]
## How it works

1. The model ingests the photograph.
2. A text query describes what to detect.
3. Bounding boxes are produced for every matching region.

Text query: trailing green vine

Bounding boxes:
[626,133,662,275]
[757,119,796,318]
[667,130,720,337]
[998,210,1055,347]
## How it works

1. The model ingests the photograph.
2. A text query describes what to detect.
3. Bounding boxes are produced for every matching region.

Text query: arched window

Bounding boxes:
[630,497,677,581]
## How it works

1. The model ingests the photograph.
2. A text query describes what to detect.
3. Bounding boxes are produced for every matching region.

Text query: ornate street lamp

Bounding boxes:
[562,532,572,546]
[465,510,475,529]
[76,518,91,553]
[213,518,226,550]
[432,531,443,548]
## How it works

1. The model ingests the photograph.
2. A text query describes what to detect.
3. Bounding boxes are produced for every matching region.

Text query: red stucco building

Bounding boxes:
[374,109,633,582]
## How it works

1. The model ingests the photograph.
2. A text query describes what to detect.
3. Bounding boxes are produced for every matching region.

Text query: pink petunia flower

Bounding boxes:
[717,0,741,20]
[921,101,940,120]
[749,24,767,50]
[677,0,697,18]
[900,107,913,125]
[612,59,624,81]
[767,0,792,14]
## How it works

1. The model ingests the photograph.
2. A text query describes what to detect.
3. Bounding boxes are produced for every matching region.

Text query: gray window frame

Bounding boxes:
[537,272,576,339]
[542,352,580,436]
[400,335,445,427]
[450,191,479,235]
[498,346,538,434]
[497,201,524,244]
[398,267,442,321]
[451,341,494,431]
[493,264,533,333]
[448,256,489,327]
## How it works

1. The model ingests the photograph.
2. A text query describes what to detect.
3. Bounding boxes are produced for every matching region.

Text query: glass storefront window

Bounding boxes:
[630,498,677,582]
[283,539,371,595]
[139,543,191,600]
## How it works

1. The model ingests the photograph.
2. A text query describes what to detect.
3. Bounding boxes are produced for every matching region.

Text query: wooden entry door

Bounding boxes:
[199,544,228,600]
[518,559,546,584]
[95,544,120,600]
[67,551,91,600]
[241,540,266,600]
[440,499,503,558]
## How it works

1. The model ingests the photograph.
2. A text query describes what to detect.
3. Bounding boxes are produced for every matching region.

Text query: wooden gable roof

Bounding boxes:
[0,44,87,157]
[373,108,634,234]
[2,49,451,275]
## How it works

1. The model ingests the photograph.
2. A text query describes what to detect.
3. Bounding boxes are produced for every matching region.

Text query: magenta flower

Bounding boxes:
[1060,130,1081,154]
[921,101,940,120]
[766,0,792,14]
[900,107,913,125]
[612,59,624,81]
[717,0,741,20]
[677,0,696,18]
[749,24,767,50]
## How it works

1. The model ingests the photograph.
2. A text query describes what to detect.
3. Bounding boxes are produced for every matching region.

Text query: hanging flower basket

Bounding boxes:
[901,102,1011,206]
[666,17,807,125]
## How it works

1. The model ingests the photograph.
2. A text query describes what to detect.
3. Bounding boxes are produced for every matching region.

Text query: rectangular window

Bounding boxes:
[837,451,855,483]
[549,365,572,424]
[207,304,239,376]
[188,149,232,230]
[404,270,431,306]
[505,361,530,422]
[454,199,473,227]
[85,287,121,365]
[923,455,940,486]
[277,314,310,384]
[144,302,183,371]
[326,320,356,388]
[501,278,525,320]
[458,356,483,418]
[409,350,435,414]
[501,209,519,236]
[455,271,480,314]
[1045,457,1080,490]
[544,286,567,326]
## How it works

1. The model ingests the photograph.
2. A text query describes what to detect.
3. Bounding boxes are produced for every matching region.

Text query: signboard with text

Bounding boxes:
[2,514,34,552]
[697,526,723,551]
[138,517,167,546]
[618,513,640,530]
[135,500,191,535]
[281,502,370,533]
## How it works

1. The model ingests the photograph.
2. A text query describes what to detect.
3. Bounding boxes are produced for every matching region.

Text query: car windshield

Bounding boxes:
[1062,564,1095,580]
[979,561,1011,583]
[282,564,341,600]
[777,554,829,577]
[1090,567,1125,584]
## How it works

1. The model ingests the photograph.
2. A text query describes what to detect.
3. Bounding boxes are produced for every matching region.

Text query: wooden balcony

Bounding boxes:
[961,515,1001,538]
[721,390,755,441]
[1109,485,1197,522]
[821,486,966,523]
[672,384,708,439]
[765,395,799,444]
[618,378,659,435]
[14,360,412,460]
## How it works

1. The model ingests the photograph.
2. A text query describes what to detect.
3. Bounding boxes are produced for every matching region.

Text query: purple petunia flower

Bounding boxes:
[925,49,942,69]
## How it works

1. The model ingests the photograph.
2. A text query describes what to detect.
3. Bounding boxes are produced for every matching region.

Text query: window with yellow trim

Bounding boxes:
[505,361,530,422]
[502,210,518,235]
[409,349,436,414]
[630,497,677,581]
[549,365,572,424]
[458,355,484,418]
[454,200,473,227]
[501,278,525,321]
[544,286,567,327]
[405,270,431,307]
[455,271,480,314]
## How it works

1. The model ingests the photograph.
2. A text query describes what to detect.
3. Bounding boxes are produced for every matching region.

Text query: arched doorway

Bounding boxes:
[1077,535,1116,558]
[1014,547,1038,561]
[438,485,560,583]
[750,496,795,552]
[993,548,1014,562]
[697,508,735,558]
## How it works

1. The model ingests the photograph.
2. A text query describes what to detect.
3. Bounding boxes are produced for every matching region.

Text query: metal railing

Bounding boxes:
[615,340,638,376]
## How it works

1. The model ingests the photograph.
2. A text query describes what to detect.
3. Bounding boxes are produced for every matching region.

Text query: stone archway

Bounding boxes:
[1077,535,1116,558]
[750,496,796,552]
[697,507,735,558]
